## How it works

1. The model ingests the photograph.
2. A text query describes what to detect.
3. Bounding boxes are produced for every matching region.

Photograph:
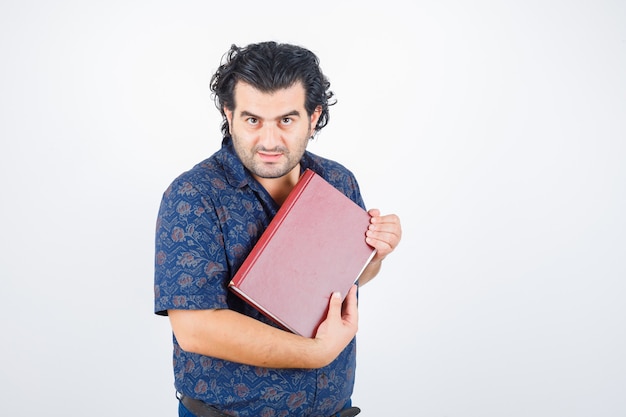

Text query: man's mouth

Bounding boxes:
[257,151,283,163]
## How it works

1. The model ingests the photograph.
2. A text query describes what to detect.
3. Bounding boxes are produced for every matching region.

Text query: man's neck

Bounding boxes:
[254,164,301,206]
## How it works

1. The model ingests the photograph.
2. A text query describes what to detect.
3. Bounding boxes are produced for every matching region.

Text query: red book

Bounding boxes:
[228,168,376,338]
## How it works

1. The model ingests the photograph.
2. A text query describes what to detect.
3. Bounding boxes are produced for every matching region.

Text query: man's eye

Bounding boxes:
[281,117,292,125]
[246,117,258,125]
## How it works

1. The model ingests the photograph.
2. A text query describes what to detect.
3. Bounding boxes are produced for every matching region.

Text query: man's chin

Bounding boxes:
[250,165,288,179]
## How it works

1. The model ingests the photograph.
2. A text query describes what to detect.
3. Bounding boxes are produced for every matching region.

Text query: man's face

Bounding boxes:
[225,81,321,180]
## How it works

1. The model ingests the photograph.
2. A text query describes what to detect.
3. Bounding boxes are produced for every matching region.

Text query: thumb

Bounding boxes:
[326,291,343,319]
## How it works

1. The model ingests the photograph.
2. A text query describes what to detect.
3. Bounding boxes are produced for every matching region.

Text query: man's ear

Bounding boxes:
[310,105,322,131]
[224,106,233,134]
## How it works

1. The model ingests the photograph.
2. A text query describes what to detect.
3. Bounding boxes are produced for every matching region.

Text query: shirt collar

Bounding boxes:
[220,137,253,189]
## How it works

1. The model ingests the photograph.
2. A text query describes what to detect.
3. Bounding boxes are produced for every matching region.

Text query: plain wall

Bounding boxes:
[1,1,624,416]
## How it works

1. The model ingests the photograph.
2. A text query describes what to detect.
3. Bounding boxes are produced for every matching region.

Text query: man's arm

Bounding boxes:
[168,285,358,369]
[359,209,402,286]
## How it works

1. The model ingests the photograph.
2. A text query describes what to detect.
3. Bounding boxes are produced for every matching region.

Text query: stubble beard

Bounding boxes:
[232,132,311,179]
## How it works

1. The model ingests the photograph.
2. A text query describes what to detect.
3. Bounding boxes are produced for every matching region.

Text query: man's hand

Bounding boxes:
[313,285,359,366]
[358,209,402,285]
[366,209,402,260]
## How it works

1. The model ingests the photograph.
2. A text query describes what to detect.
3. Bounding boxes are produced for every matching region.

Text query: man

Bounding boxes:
[154,41,402,417]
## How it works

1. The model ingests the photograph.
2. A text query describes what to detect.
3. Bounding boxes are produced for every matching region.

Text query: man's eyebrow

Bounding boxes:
[240,110,261,119]
[239,110,301,119]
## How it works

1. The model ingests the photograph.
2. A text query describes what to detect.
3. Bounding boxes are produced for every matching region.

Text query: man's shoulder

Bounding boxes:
[163,152,231,200]
[302,151,363,205]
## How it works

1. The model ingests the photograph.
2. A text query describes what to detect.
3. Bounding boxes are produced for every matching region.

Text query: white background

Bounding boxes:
[1,1,625,416]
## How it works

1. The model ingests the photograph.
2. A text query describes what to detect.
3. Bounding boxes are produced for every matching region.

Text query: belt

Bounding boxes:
[178,393,231,417]
[336,406,361,417]
[177,392,361,417]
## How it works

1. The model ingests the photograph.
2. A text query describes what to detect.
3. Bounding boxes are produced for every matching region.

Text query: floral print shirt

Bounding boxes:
[154,137,365,417]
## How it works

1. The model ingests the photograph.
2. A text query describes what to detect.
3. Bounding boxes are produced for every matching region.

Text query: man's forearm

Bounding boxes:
[169,309,325,368]
[168,288,357,369]
[358,260,382,286]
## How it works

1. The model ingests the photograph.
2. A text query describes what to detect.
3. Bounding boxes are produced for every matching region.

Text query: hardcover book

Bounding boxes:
[228,168,376,338]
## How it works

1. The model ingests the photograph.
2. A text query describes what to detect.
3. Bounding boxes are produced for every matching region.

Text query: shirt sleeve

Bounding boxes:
[154,177,229,315]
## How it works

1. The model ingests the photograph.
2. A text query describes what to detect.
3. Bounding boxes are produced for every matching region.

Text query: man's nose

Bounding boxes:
[259,124,280,147]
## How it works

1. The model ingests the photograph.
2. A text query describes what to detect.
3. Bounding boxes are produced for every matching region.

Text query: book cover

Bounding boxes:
[228,168,376,338]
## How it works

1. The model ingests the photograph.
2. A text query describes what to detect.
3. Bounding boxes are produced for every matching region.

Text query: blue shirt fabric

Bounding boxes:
[154,137,366,417]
